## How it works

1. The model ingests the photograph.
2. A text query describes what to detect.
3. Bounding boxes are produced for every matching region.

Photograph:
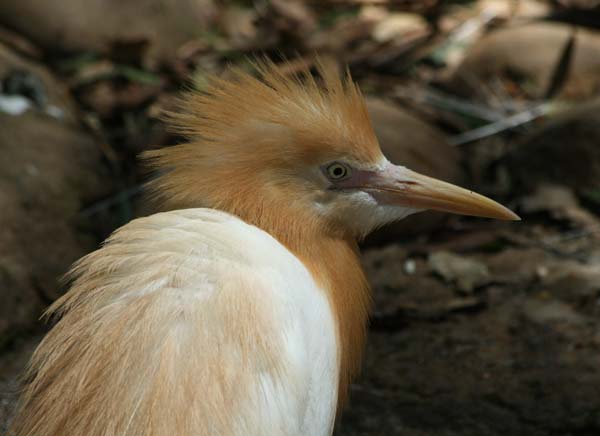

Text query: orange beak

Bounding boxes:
[364,163,520,221]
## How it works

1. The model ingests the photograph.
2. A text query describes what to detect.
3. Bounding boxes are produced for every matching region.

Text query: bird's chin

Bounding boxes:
[335,189,421,237]
[364,189,423,219]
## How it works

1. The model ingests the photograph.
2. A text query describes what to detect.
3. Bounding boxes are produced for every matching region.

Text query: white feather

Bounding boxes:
[11,208,338,436]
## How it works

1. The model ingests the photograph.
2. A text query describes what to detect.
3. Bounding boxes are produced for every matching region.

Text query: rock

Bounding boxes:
[0,44,76,122]
[540,261,600,301]
[476,0,549,20]
[0,0,217,67]
[486,248,551,285]
[364,98,464,245]
[77,78,163,117]
[447,22,600,100]
[521,298,587,326]
[504,98,600,194]
[518,184,600,237]
[371,13,428,43]
[0,43,110,343]
[519,184,579,213]
[428,251,491,293]
[221,6,259,50]
[362,245,479,322]
[269,0,317,39]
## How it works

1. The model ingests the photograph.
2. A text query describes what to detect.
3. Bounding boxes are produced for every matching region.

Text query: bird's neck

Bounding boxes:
[152,177,371,406]
[297,235,371,410]
[236,205,371,409]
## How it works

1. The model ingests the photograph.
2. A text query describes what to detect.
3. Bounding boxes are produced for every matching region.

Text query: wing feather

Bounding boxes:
[10,209,315,436]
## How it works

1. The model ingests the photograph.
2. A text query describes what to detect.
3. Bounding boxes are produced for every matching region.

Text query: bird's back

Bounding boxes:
[10,209,338,436]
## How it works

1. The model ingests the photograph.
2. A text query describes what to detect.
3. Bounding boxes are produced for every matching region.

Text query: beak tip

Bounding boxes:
[461,200,520,221]
[503,208,521,221]
[486,205,520,221]
[492,207,520,221]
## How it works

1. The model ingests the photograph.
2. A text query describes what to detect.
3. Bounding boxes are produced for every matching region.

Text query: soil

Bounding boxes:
[337,219,600,436]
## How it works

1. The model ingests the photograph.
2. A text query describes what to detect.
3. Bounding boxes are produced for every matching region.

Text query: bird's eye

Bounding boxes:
[325,162,351,181]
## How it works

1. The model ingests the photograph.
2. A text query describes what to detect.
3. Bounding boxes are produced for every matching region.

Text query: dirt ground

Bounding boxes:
[2,1,600,435]
[339,218,600,436]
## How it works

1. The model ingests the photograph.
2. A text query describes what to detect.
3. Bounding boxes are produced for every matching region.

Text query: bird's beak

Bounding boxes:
[365,163,520,221]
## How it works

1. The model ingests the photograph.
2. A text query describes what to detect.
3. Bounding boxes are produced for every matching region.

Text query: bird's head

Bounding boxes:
[144,59,518,242]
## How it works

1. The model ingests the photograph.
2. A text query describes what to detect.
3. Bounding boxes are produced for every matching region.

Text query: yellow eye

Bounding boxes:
[326,163,351,180]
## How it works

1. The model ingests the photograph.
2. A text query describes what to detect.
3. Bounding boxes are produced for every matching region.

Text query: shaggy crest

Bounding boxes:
[143,58,381,211]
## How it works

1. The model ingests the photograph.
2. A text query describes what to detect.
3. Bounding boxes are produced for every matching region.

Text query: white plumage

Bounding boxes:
[16,209,337,435]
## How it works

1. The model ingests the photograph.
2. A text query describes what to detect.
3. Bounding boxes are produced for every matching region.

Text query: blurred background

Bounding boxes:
[1,0,600,434]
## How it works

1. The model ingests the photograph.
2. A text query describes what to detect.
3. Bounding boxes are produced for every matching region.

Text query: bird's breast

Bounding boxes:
[118,208,341,434]
[14,208,340,436]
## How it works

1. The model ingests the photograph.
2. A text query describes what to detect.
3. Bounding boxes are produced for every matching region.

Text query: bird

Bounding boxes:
[9,59,518,436]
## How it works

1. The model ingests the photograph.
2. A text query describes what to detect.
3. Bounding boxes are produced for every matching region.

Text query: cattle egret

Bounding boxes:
[10,60,518,436]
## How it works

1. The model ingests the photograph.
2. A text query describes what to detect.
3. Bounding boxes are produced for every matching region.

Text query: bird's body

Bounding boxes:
[15,209,340,435]
[10,59,517,436]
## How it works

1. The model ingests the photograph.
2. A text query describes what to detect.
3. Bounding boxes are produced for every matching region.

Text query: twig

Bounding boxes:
[544,27,577,99]
[394,86,507,122]
[448,103,558,146]
[542,225,600,245]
